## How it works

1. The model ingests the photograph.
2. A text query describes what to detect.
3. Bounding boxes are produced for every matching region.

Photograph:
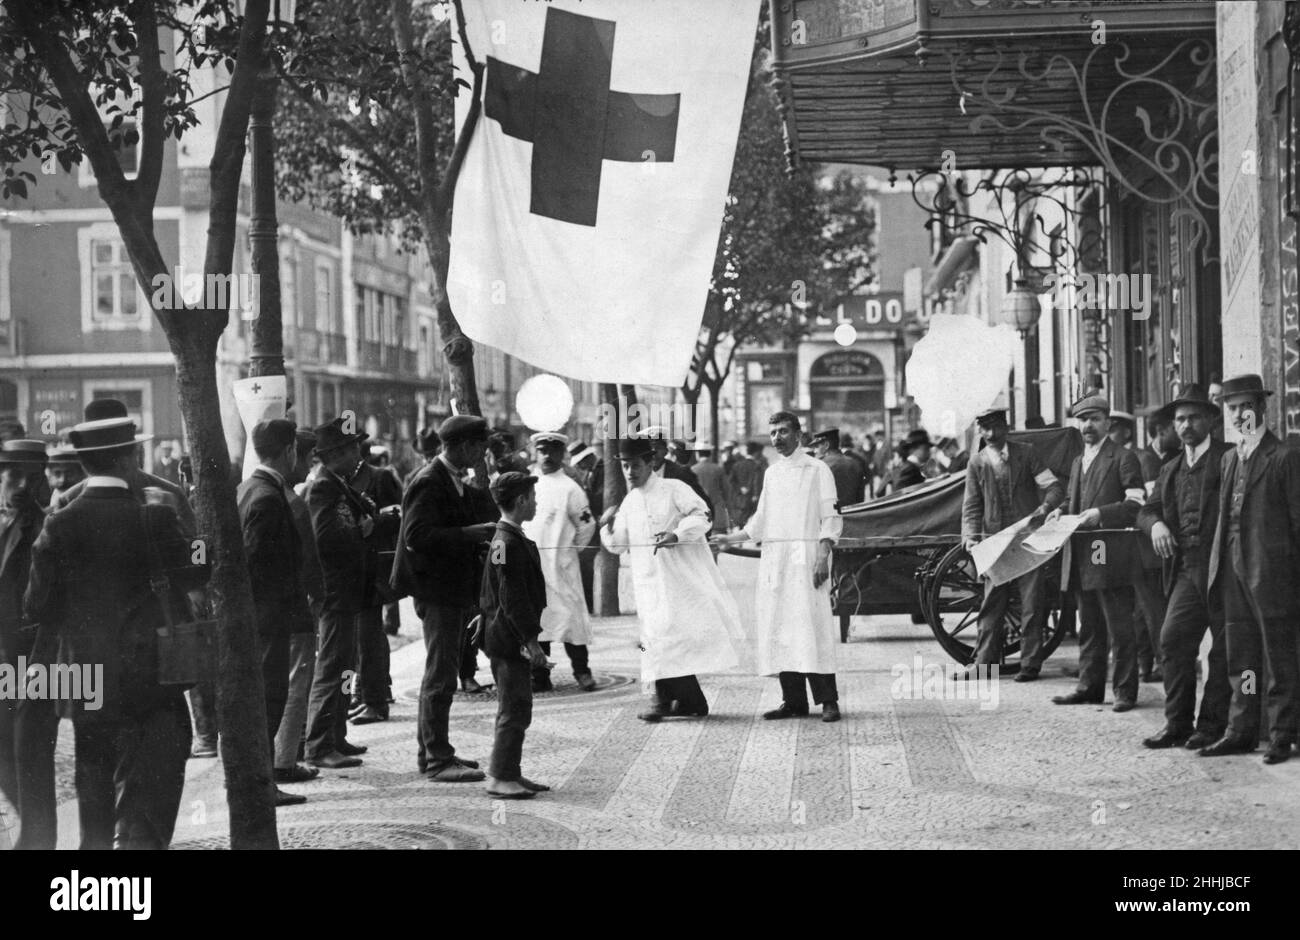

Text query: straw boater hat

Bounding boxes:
[567,440,597,464]
[47,444,82,467]
[68,417,153,453]
[0,439,50,469]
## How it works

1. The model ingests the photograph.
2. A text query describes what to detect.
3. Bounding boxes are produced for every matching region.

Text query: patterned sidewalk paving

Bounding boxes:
[29,555,1300,849]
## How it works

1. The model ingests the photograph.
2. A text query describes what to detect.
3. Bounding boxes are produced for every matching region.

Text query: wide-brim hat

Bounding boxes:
[312,417,368,455]
[1163,383,1220,416]
[567,443,597,464]
[975,407,1008,426]
[615,436,654,460]
[414,426,440,454]
[1108,410,1135,427]
[47,445,82,467]
[902,429,933,451]
[68,417,153,453]
[0,439,51,468]
[1219,373,1274,402]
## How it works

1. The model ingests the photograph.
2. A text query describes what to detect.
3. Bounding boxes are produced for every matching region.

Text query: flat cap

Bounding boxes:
[438,414,489,446]
[975,407,1007,424]
[529,431,569,447]
[1069,394,1110,418]
[252,418,297,455]
[490,470,538,505]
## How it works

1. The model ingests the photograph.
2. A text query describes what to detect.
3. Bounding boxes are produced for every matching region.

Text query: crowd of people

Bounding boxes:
[1,368,1290,847]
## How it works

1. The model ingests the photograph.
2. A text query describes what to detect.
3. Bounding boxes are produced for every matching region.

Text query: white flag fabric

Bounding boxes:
[448,0,760,386]
[232,375,287,481]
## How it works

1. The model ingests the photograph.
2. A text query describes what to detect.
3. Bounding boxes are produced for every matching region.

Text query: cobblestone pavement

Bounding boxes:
[27,554,1300,849]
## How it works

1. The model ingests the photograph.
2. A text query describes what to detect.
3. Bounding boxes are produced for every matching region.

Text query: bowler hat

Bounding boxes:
[252,418,297,456]
[1219,374,1274,402]
[490,471,537,506]
[0,439,50,469]
[414,426,440,455]
[1164,383,1220,416]
[83,398,129,422]
[902,429,933,452]
[1069,394,1110,418]
[68,417,153,453]
[438,414,488,446]
[312,417,368,455]
[615,436,654,460]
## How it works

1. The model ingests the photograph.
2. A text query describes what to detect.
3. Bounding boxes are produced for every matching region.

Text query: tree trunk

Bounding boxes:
[594,382,629,616]
[174,328,278,849]
[705,378,723,452]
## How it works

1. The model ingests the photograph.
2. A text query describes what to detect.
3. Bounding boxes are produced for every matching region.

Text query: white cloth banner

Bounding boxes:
[449,0,760,386]
[232,375,287,481]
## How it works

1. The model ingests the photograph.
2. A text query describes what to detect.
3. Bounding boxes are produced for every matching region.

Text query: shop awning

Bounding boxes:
[770,0,1216,170]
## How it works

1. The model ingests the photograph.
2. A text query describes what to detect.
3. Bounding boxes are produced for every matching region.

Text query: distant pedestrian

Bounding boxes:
[892,430,932,491]
[811,427,865,509]
[43,446,85,508]
[479,472,551,799]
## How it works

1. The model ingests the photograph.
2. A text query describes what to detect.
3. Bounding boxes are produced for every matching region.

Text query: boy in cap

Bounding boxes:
[479,472,550,798]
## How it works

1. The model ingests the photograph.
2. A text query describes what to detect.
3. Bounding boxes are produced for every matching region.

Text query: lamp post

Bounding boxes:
[1002,277,1043,424]
[246,0,295,379]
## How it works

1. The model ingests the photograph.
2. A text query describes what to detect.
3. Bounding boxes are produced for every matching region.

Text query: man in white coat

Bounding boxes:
[524,432,598,692]
[715,411,844,722]
[600,436,749,722]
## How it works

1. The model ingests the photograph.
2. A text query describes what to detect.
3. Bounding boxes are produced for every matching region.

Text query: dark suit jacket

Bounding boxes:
[53,467,195,537]
[961,440,1063,540]
[892,459,926,491]
[289,489,323,623]
[391,459,499,608]
[1062,437,1145,591]
[24,486,209,721]
[822,450,866,508]
[662,460,712,517]
[479,521,547,662]
[307,467,378,614]
[0,502,43,660]
[238,468,312,636]
[1208,431,1300,618]
[1137,439,1231,592]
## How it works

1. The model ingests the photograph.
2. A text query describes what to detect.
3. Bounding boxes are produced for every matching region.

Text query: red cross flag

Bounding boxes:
[448,0,761,387]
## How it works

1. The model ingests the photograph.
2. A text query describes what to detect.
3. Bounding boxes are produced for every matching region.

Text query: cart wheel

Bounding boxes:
[923,545,1068,673]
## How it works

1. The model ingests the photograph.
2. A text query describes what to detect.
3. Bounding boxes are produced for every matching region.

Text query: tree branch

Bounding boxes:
[278,69,422,211]
[133,0,166,217]
[391,0,443,224]
[434,0,483,222]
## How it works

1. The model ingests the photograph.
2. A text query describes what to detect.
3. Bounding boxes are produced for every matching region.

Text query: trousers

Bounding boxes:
[259,628,290,762]
[274,631,317,769]
[652,674,709,713]
[1222,557,1299,744]
[1159,556,1229,737]
[488,656,533,782]
[1134,567,1168,673]
[304,607,357,760]
[778,671,838,707]
[73,696,192,850]
[972,565,1047,670]
[186,678,218,749]
[534,641,590,684]
[417,602,473,771]
[1075,585,1138,702]
[13,698,59,849]
[354,605,391,707]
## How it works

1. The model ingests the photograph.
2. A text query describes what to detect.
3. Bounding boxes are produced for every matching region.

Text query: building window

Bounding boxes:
[77,224,147,333]
[314,260,334,334]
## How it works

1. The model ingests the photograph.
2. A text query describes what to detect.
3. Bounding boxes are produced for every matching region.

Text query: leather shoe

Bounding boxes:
[1184,731,1217,750]
[1197,734,1256,757]
[308,751,362,769]
[1144,668,1164,683]
[427,763,486,782]
[1014,669,1040,683]
[637,708,668,722]
[1052,691,1103,705]
[275,788,307,807]
[349,706,388,725]
[821,703,841,723]
[273,764,320,783]
[461,677,487,694]
[449,756,480,769]
[337,741,367,757]
[672,704,709,717]
[519,776,550,792]
[762,702,810,720]
[1143,728,1191,749]
[1112,698,1137,713]
[1263,740,1294,764]
[576,673,597,692]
